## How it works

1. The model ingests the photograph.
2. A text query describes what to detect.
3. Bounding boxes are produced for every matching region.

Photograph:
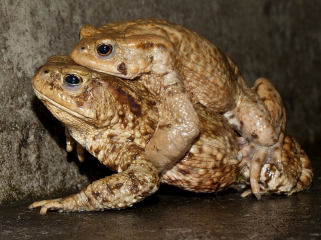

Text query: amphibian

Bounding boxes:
[70,18,286,198]
[29,56,312,214]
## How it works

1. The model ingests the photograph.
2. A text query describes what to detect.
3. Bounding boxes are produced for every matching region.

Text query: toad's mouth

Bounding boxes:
[85,65,128,78]
[33,88,91,121]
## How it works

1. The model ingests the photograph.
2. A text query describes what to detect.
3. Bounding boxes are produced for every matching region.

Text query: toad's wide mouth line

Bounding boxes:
[71,58,130,79]
[33,87,91,121]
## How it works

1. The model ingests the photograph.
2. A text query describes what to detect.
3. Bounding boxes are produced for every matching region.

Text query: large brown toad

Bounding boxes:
[70,18,286,198]
[29,56,312,214]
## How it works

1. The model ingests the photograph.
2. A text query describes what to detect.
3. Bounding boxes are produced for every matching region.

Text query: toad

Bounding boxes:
[70,18,286,199]
[29,56,312,214]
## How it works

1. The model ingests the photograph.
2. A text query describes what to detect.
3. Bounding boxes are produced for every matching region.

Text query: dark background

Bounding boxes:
[0,0,320,203]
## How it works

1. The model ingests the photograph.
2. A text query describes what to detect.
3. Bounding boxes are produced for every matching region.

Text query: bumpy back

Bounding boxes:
[95,18,241,111]
[147,18,241,111]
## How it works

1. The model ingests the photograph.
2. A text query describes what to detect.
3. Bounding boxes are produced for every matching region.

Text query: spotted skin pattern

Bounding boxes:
[70,18,286,198]
[29,56,312,214]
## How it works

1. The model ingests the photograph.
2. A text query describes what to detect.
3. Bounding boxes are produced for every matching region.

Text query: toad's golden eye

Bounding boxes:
[97,44,113,56]
[64,74,83,86]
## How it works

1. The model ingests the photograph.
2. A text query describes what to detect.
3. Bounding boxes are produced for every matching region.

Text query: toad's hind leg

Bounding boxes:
[224,78,286,199]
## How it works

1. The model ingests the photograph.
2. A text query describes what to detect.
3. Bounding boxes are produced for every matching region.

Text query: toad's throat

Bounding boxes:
[33,88,91,121]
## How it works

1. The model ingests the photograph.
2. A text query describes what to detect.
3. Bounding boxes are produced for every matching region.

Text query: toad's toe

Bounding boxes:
[29,198,64,215]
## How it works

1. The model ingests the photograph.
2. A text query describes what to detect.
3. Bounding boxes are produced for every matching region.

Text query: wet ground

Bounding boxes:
[1,142,320,240]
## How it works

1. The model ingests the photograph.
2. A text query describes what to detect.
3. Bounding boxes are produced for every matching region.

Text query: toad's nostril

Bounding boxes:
[44,70,50,74]
[81,46,86,50]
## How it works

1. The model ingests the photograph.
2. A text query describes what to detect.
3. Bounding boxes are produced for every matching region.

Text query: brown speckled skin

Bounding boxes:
[29,56,312,214]
[70,18,286,198]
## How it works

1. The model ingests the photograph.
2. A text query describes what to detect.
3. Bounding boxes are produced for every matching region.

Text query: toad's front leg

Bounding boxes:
[251,78,286,168]
[145,73,200,172]
[240,135,313,197]
[64,125,85,162]
[225,78,286,199]
[29,160,159,214]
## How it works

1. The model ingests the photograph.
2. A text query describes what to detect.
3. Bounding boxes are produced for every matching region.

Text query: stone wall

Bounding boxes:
[0,0,320,203]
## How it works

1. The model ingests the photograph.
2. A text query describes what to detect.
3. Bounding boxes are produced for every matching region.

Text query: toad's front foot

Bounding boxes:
[29,198,65,215]
[237,139,283,200]
[29,161,160,214]
[64,126,85,162]
[232,78,286,199]
[29,193,91,215]
[239,135,313,198]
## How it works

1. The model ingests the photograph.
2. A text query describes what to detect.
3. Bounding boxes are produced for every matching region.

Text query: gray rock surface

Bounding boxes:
[0,0,320,203]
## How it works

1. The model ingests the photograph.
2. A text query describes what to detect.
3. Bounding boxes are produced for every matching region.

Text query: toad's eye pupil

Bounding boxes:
[98,44,112,55]
[65,75,81,85]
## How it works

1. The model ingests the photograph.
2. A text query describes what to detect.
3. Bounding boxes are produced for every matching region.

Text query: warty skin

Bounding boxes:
[29,56,312,214]
[70,18,286,199]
